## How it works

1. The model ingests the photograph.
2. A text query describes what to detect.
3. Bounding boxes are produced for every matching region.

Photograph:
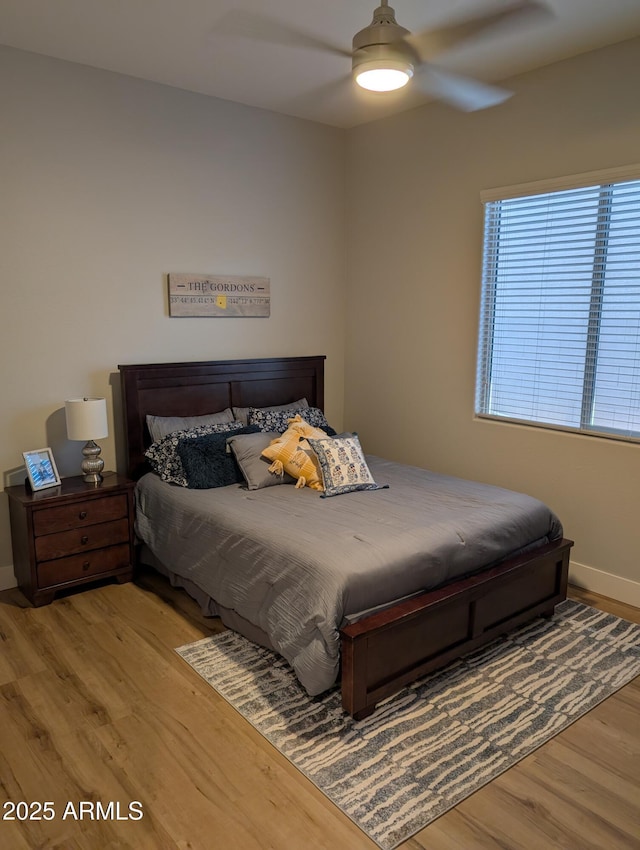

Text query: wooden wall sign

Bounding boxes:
[168,273,270,318]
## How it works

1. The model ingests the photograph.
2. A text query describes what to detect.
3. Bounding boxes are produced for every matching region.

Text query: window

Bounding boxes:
[476,166,640,442]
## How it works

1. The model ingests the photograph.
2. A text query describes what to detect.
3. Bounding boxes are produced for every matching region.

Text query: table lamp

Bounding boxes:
[65,397,109,484]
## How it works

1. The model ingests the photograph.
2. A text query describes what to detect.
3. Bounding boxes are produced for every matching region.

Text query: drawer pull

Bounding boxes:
[81,535,89,545]
[82,561,91,571]
[79,511,88,520]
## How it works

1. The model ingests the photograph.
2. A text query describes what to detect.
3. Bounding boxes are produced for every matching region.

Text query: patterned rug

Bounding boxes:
[176,600,640,849]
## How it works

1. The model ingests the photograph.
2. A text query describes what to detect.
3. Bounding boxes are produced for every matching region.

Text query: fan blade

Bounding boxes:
[212,10,351,59]
[405,1,550,62]
[417,67,513,112]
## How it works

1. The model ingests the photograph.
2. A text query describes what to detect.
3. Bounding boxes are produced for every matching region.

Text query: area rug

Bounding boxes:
[176,600,640,849]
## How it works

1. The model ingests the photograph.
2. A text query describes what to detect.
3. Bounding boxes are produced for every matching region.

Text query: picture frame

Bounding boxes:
[23,448,62,491]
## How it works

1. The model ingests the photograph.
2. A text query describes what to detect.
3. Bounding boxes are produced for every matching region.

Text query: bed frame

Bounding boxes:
[118,355,573,720]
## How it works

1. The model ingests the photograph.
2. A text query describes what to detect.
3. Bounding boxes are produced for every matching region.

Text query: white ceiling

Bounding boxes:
[2,0,640,128]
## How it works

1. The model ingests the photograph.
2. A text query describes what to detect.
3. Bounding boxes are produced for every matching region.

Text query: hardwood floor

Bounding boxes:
[0,573,637,850]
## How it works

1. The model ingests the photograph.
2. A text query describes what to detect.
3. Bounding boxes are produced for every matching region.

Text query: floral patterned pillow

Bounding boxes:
[232,398,308,426]
[307,433,385,497]
[145,421,245,486]
[248,406,336,435]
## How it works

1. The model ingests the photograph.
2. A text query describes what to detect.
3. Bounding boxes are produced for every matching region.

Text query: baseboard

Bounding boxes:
[569,560,640,609]
[0,565,17,592]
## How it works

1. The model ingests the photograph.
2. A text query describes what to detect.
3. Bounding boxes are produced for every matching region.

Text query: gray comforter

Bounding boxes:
[135,456,563,696]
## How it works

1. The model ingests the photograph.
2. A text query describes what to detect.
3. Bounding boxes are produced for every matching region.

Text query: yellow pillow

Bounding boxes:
[261,415,327,490]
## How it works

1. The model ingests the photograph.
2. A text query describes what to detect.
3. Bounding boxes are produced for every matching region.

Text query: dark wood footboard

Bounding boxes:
[340,537,573,720]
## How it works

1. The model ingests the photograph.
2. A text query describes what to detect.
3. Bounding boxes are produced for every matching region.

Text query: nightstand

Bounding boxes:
[6,473,135,606]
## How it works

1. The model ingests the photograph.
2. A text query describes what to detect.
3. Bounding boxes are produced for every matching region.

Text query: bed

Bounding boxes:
[119,355,573,719]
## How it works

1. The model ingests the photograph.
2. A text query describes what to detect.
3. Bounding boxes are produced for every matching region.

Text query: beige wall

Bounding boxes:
[0,47,346,575]
[345,38,640,598]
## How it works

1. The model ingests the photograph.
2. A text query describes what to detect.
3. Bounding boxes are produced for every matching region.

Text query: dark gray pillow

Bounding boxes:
[177,426,261,489]
[227,431,295,490]
[145,421,244,486]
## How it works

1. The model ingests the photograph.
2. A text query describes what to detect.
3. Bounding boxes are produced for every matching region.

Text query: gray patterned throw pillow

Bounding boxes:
[307,433,385,497]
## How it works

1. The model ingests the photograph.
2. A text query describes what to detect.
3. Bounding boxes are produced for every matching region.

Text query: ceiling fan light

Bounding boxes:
[354,59,413,92]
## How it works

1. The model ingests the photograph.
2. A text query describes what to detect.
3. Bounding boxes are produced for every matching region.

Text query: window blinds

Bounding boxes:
[476,171,640,441]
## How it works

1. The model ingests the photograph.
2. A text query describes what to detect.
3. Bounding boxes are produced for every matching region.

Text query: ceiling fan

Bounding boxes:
[217,0,550,112]
[350,0,549,107]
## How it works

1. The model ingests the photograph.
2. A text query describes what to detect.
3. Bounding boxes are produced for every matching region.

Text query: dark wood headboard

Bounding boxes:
[118,356,326,478]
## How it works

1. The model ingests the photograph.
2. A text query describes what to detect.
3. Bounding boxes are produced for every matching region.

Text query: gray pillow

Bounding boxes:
[227,431,295,490]
[146,409,234,442]
[232,398,308,426]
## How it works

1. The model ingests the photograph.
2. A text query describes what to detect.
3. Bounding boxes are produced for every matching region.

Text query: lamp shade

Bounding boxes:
[65,397,109,441]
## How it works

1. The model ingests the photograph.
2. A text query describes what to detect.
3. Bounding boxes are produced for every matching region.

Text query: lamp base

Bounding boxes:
[81,440,104,484]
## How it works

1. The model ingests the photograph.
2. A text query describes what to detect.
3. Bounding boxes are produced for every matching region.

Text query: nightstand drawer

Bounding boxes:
[37,544,131,587]
[33,495,128,536]
[34,518,130,562]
